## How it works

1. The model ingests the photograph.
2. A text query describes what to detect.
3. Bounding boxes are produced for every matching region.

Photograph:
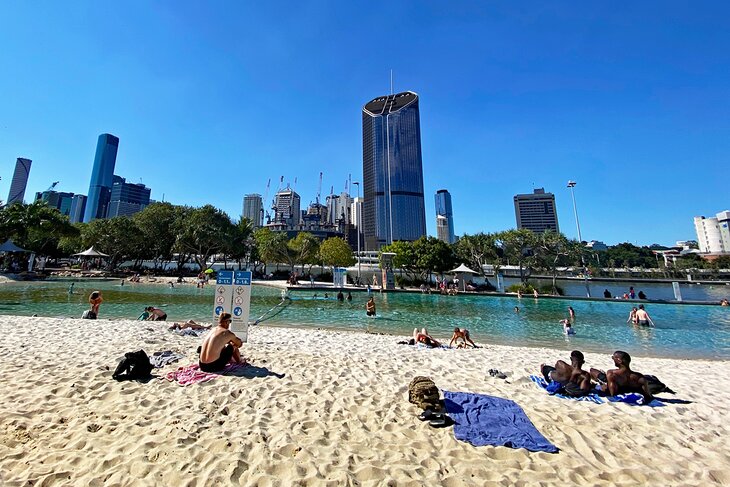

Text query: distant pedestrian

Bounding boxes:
[638,290,647,300]
[533,289,539,298]
[629,287,636,299]
[366,297,376,317]
[603,289,612,299]
[568,306,576,323]
[337,291,344,301]
[346,292,352,301]
[514,306,520,313]
[89,291,103,317]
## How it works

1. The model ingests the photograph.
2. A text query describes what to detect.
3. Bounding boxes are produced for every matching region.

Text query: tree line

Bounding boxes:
[1,201,727,282]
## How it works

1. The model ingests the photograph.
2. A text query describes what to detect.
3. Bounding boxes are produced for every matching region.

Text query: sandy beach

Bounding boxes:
[1,316,730,486]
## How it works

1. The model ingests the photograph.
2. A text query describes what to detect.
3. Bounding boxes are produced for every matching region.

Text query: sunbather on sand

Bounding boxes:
[169,320,210,331]
[449,327,478,348]
[413,328,441,348]
[199,313,244,372]
[590,351,654,403]
[540,350,591,391]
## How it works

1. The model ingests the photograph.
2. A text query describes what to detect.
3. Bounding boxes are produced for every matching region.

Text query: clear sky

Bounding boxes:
[1,1,728,246]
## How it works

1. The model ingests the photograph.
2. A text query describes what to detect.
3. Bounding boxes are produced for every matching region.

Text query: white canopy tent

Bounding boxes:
[73,247,109,257]
[447,263,480,292]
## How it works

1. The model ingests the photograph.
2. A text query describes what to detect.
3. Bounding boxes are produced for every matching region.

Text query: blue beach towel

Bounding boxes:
[530,375,605,404]
[442,390,559,453]
[530,375,665,407]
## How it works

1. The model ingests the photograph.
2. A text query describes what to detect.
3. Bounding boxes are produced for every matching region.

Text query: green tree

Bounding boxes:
[380,240,420,280]
[175,205,235,271]
[224,218,255,270]
[413,236,456,282]
[288,232,320,273]
[81,216,145,269]
[319,237,355,268]
[0,201,78,256]
[533,230,580,295]
[253,227,289,271]
[496,229,537,283]
[132,202,179,269]
[454,233,500,277]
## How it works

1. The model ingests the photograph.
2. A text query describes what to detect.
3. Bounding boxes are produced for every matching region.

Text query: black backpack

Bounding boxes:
[112,350,153,381]
[644,375,675,395]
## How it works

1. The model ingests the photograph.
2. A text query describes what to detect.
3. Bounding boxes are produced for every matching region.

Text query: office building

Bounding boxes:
[513,188,559,234]
[435,189,455,243]
[326,191,353,226]
[84,133,119,222]
[362,91,427,250]
[106,175,151,218]
[243,194,264,227]
[69,195,87,224]
[34,190,75,216]
[272,187,301,226]
[7,158,32,205]
[694,211,730,254]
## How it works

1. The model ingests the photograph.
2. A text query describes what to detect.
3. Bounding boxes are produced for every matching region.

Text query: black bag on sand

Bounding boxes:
[644,375,675,395]
[408,376,441,410]
[81,309,97,319]
[112,350,153,381]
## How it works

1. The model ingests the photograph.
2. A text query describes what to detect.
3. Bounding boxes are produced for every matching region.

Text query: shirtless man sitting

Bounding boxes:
[590,351,654,403]
[199,313,244,372]
[540,350,591,392]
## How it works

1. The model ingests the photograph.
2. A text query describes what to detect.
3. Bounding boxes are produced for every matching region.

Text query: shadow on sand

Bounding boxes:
[224,364,285,380]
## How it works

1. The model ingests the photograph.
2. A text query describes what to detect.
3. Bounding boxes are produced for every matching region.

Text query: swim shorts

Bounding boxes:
[199,344,234,372]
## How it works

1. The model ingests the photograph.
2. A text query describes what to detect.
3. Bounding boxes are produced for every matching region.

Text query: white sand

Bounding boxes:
[1,316,730,486]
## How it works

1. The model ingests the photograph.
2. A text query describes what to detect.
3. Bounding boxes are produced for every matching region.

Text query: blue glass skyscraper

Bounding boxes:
[435,189,455,244]
[84,133,119,222]
[362,91,426,250]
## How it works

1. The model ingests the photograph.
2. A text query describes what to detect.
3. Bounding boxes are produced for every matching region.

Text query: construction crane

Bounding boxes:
[316,172,323,205]
[262,178,271,224]
[46,181,59,192]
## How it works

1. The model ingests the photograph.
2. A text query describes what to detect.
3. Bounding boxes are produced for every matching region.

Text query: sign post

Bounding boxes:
[333,267,346,288]
[231,270,252,342]
[214,270,234,319]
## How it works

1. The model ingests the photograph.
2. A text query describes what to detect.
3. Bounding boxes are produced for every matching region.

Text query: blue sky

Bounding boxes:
[1,1,728,246]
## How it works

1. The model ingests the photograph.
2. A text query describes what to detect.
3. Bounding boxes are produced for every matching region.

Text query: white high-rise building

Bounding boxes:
[326,192,353,226]
[273,188,300,226]
[694,211,730,254]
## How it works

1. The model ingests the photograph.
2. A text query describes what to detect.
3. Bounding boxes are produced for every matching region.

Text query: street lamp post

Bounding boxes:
[353,181,361,283]
[567,180,591,297]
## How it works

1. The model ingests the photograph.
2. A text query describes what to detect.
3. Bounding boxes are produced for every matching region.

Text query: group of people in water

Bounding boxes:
[541,349,658,403]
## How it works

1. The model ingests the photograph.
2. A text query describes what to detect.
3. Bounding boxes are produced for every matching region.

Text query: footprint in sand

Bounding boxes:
[87,424,102,433]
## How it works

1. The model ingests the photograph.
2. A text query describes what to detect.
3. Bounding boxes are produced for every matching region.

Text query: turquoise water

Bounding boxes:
[1,280,729,359]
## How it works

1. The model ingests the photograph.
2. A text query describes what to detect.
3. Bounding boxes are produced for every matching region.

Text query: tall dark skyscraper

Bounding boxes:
[84,133,119,222]
[7,158,32,205]
[362,91,426,250]
[435,189,455,244]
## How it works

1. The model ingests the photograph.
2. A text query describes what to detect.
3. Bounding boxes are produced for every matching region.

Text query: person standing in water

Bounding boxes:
[568,306,576,323]
[366,297,376,317]
[89,291,103,316]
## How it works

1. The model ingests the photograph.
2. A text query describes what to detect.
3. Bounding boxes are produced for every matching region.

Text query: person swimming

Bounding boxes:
[561,319,576,335]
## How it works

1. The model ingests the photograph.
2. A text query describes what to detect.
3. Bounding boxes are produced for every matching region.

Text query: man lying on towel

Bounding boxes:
[199,312,244,372]
[590,351,654,404]
[540,350,592,396]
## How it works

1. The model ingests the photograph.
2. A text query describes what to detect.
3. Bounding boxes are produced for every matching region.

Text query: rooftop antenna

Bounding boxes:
[390,69,393,95]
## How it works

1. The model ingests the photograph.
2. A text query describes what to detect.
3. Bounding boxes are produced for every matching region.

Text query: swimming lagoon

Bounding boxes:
[1,280,728,360]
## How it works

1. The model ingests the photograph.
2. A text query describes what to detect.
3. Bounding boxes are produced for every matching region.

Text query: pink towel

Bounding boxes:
[165,361,247,386]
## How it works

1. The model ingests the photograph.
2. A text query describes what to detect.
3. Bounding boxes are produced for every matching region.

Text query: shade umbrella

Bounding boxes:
[446,263,480,292]
[0,239,28,253]
[73,247,109,257]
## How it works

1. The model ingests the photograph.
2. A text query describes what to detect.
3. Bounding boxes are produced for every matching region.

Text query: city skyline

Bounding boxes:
[2,2,730,246]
